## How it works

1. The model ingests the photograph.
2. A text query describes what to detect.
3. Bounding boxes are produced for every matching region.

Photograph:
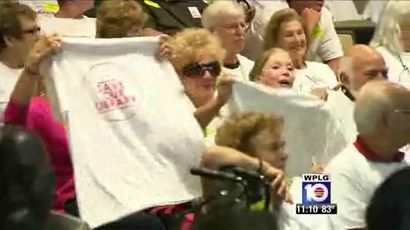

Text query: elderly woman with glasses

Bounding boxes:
[263,8,339,99]
[167,28,234,130]
[201,1,254,81]
[370,0,410,88]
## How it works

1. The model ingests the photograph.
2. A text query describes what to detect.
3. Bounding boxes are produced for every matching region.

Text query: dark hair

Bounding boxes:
[0,2,36,51]
[0,126,55,230]
[366,167,410,230]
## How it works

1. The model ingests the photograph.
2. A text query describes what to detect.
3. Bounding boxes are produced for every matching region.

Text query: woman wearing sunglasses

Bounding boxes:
[167,28,234,130]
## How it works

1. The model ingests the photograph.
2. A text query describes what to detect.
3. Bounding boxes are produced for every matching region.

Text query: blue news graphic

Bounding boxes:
[302,174,331,204]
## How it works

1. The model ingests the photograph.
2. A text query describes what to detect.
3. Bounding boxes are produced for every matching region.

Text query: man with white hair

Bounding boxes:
[325,81,410,229]
[339,44,388,101]
[202,1,254,81]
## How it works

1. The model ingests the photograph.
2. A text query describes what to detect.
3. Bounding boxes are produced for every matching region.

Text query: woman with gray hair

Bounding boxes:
[370,0,410,88]
[202,1,254,81]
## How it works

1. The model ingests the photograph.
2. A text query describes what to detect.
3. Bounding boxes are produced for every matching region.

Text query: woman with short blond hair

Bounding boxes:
[167,28,233,129]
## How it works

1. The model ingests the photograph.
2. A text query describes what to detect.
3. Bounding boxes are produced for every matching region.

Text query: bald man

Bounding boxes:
[325,81,410,229]
[339,44,388,100]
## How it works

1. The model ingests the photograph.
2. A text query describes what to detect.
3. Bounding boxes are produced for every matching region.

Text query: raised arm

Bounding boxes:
[4,35,61,125]
[202,145,290,204]
[10,34,61,106]
[194,73,234,129]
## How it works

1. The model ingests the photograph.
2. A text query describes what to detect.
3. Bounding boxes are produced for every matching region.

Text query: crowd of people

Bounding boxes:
[0,0,409,230]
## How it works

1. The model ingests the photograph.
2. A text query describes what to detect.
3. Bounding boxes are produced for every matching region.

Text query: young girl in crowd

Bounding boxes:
[250,48,295,89]
[250,47,329,100]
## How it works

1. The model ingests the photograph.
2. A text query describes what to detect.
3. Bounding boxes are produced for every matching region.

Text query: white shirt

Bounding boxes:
[325,144,408,229]
[324,0,362,21]
[324,0,387,23]
[293,61,339,94]
[39,14,96,38]
[376,47,410,88]
[0,62,22,122]
[243,1,343,63]
[362,1,388,23]
[223,55,254,81]
[45,37,204,227]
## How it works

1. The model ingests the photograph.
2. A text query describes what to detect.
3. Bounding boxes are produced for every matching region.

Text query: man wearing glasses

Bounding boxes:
[0,2,40,121]
[325,81,410,230]
[202,1,254,82]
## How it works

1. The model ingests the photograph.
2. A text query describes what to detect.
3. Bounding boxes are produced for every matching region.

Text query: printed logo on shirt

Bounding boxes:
[87,62,139,121]
[95,80,136,113]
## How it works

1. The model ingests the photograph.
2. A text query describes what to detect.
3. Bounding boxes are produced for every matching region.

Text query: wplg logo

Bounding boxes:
[296,174,337,215]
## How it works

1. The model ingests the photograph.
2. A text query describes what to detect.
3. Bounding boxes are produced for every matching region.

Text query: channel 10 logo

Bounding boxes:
[302,174,331,204]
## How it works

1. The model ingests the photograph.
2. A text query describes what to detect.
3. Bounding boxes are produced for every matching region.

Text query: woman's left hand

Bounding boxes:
[25,34,62,74]
[216,73,235,106]
[263,165,293,205]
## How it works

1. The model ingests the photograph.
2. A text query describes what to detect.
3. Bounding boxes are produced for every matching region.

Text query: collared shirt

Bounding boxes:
[354,135,405,162]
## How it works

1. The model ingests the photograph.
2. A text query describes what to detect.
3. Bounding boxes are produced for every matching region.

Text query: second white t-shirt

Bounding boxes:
[39,14,96,38]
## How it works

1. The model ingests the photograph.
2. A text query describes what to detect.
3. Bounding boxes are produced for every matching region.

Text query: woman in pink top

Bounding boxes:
[3,34,71,212]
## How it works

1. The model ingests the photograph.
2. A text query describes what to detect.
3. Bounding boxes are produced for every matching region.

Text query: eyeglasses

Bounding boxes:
[219,22,247,33]
[22,27,41,35]
[181,61,221,78]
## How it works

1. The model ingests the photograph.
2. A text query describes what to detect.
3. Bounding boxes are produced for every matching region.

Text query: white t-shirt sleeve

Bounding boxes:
[316,8,344,62]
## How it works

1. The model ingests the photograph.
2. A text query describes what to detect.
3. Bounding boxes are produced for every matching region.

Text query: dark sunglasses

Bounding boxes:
[22,27,41,35]
[181,61,221,78]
